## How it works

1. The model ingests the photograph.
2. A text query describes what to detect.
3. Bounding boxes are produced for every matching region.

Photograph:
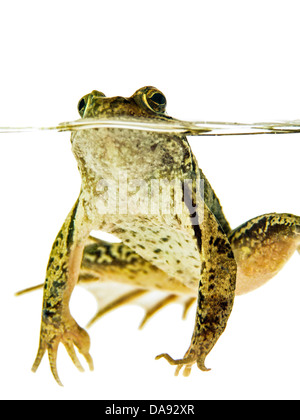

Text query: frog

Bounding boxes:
[30,86,300,385]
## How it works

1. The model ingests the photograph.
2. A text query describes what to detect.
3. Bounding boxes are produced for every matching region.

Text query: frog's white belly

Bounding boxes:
[94,213,201,290]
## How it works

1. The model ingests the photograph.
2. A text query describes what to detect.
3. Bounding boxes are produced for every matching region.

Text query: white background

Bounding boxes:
[0,0,300,400]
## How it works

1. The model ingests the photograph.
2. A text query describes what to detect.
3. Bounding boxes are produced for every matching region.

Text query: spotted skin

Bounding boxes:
[31,87,300,385]
[32,199,94,385]
[79,211,300,300]
[230,213,300,295]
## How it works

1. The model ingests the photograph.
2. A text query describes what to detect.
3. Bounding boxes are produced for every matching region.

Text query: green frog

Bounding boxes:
[31,87,300,385]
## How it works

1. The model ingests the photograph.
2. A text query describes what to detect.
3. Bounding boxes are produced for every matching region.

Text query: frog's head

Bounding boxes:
[72,87,191,188]
[77,86,169,120]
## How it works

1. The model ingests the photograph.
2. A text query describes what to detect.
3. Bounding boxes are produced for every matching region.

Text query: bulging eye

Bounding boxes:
[77,91,106,117]
[146,89,167,113]
[77,95,89,117]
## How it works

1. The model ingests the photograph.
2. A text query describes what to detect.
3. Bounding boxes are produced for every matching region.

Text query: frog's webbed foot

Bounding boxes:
[32,315,94,386]
[156,348,210,377]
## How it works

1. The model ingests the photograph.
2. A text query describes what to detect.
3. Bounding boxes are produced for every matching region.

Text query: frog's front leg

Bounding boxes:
[32,198,93,386]
[156,206,237,375]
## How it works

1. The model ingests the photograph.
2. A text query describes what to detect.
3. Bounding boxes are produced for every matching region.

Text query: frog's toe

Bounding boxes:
[156,349,211,375]
[32,337,63,386]
[197,355,211,372]
[155,352,197,376]
[31,343,46,374]
[32,318,93,386]
[48,342,63,386]
[63,340,85,372]
[62,323,94,374]
[175,363,193,377]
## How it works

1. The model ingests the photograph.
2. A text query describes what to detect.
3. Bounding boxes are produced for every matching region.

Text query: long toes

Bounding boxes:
[31,345,46,373]
[155,353,177,364]
[63,341,84,372]
[156,352,197,376]
[72,327,94,371]
[48,344,63,386]
[31,339,63,386]
[156,352,195,366]
[174,363,192,376]
[174,365,183,376]
[183,364,192,377]
[197,355,211,372]
[83,352,94,371]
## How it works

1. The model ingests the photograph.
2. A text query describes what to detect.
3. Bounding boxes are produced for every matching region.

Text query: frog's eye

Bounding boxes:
[77,91,106,117]
[146,90,167,113]
[77,96,88,118]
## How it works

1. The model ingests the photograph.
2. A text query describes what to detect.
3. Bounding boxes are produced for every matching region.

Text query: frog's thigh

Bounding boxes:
[229,213,300,295]
[80,238,178,289]
[79,238,196,328]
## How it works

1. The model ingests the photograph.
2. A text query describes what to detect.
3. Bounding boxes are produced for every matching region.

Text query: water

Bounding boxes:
[1,116,300,136]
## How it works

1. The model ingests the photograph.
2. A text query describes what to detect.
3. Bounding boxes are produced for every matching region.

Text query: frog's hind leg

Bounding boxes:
[15,283,43,296]
[78,238,196,329]
[15,238,196,329]
[229,213,300,295]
